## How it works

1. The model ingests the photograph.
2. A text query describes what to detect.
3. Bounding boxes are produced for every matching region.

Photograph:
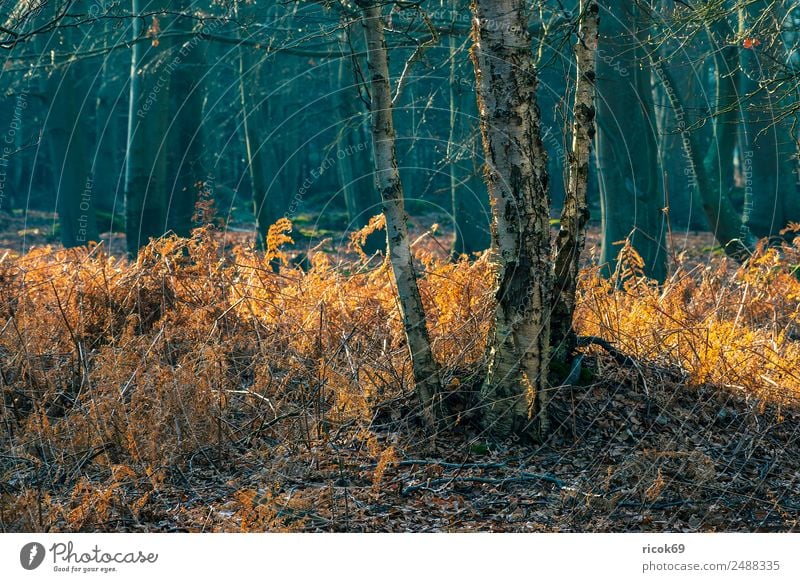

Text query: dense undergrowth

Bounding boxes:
[1,222,799,531]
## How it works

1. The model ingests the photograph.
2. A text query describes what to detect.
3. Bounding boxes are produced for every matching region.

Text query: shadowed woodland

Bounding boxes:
[0,0,799,532]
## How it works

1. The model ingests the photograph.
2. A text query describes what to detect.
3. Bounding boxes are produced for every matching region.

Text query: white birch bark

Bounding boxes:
[552,1,599,361]
[471,0,553,439]
[362,3,442,427]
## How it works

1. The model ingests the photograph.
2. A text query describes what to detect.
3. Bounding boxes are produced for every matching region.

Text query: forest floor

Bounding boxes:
[0,207,721,263]
[0,211,798,532]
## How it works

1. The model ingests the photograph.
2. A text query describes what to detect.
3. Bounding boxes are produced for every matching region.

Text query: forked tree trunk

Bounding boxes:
[551,0,599,363]
[471,0,553,439]
[361,3,442,427]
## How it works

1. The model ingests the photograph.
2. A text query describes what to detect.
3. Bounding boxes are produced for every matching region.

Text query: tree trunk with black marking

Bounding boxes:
[552,0,599,364]
[362,2,442,428]
[471,0,553,440]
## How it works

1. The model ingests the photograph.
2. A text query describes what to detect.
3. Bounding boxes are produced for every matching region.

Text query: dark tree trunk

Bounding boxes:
[449,34,491,257]
[336,31,382,253]
[48,27,97,247]
[738,1,797,240]
[595,0,666,281]
[125,0,172,256]
[167,1,206,237]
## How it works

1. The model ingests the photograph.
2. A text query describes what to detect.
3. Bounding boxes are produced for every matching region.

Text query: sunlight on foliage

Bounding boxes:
[0,228,798,531]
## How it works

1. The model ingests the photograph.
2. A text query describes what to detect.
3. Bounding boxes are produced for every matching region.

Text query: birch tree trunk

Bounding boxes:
[551,0,599,363]
[361,2,442,427]
[471,0,553,439]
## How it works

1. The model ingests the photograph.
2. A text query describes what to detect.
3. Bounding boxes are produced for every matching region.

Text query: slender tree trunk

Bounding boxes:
[650,0,707,232]
[595,0,666,281]
[125,0,171,256]
[336,30,382,252]
[237,38,270,248]
[449,33,491,257]
[471,0,553,439]
[362,2,442,427]
[738,1,797,239]
[167,1,205,237]
[273,62,303,219]
[551,0,599,363]
[235,1,290,250]
[49,26,97,247]
[22,25,52,211]
[198,33,222,191]
[650,6,739,239]
[649,34,757,257]
[703,14,741,238]
[93,15,125,229]
[3,70,28,212]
